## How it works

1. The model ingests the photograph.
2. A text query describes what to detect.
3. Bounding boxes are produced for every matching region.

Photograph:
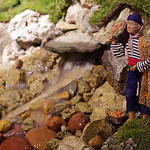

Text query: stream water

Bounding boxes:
[2,59,93,120]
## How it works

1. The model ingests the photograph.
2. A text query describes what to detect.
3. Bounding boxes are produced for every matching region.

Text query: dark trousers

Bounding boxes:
[126,70,150,114]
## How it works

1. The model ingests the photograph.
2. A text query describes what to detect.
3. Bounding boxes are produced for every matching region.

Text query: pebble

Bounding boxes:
[0,120,12,133]
[88,135,103,147]
[46,116,67,132]
[68,112,89,134]
[26,127,56,150]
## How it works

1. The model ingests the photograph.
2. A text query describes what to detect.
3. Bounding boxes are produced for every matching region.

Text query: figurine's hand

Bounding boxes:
[130,65,137,71]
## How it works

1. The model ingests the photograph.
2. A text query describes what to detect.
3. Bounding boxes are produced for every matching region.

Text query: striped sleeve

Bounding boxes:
[136,58,150,72]
[110,43,125,58]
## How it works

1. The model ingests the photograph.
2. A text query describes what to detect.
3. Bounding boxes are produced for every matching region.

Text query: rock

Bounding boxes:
[22,117,34,131]
[61,108,76,120]
[45,30,101,53]
[57,136,92,150]
[102,49,128,82]
[68,112,89,134]
[78,5,100,32]
[65,80,78,97]
[75,102,92,113]
[2,41,22,67]
[88,135,103,147]
[26,127,56,150]
[27,72,45,85]
[0,23,11,61]
[93,8,132,45]
[42,98,56,115]
[2,124,25,138]
[21,111,31,120]
[83,93,92,102]
[82,119,114,144]
[78,79,91,95]
[45,138,61,150]
[56,20,78,31]
[53,91,70,100]
[0,136,32,150]
[65,3,89,24]
[0,120,12,133]
[70,94,83,105]
[3,68,24,87]
[30,111,48,127]
[29,80,45,96]
[46,116,67,133]
[88,81,126,121]
[7,9,54,46]
[54,101,71,113]
[83,70,92,82]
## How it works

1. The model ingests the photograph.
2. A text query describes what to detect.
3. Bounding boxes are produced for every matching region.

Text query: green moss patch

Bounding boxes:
[89,0,150,25]
[116,118,150,150]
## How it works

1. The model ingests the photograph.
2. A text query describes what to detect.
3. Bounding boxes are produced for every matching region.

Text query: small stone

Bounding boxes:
[88,135,103,147]
[46,116,67,133]
[53,91,70,100]
[75,102,92,113]
[68,112,89,134]
[0,120,12,133]
[45,138,60,150]
[21,111,31,120]
[42,98,56,115]
[26,127,56,150]
[22,117,34,131]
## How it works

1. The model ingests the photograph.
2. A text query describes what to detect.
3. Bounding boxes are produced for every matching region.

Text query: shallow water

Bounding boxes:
[2,61,92,120]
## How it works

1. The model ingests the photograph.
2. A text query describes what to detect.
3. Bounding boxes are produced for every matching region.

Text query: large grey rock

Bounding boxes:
[45,30,101,53]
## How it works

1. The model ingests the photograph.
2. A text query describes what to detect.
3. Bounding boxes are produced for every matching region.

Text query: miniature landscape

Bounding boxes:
[0,0,150,150]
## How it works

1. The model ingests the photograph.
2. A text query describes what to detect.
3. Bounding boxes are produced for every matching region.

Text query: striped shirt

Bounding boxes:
[111,38,150,72]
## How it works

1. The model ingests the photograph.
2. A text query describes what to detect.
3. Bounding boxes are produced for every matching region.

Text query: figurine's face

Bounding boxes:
[127,20,141,35]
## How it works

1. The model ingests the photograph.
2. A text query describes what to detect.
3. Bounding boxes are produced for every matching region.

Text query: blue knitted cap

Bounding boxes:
[127,12,143,25]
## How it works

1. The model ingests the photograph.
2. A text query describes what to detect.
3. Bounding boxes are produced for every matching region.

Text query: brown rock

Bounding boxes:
[26,127,56,150]
[88,135,103,147]
[46,116,67,132]
[2,124,25,138]
[68,112,89,134]
[0,136,32,150]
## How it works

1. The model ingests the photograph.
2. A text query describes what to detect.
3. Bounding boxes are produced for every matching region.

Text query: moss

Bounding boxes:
[116,118,150,150]
[0,0,74,23]
[89,0,150,25]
